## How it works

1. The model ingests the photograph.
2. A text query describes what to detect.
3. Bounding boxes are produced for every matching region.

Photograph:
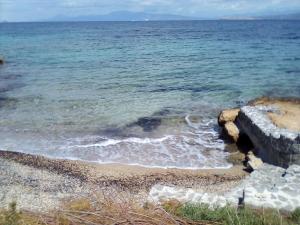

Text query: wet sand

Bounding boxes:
[0,150,247,211]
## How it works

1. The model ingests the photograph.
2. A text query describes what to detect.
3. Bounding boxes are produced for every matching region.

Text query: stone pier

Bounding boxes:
[219,97,300,168]
[237,105,300,167]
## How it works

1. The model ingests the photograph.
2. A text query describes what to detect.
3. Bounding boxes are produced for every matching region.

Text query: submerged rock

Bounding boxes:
[218,108,240,126]
[227,151,245,165]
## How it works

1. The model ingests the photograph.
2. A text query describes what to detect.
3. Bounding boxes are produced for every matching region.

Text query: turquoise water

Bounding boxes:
[0,21,299,168]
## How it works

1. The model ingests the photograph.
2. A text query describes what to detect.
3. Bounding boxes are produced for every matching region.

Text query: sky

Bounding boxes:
[1,0,300,21]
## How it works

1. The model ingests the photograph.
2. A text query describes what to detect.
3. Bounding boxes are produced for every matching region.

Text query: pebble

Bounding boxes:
[0,159,94,211]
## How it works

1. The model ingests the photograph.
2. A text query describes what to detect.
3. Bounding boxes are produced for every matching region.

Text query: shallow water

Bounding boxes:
[0,21,299,168]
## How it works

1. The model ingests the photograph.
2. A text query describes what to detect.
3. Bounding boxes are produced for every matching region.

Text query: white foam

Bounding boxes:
[68,136,173,148]
[185,115,198,129]
[52,117,231,169]
[0,116,229,169]
[184,116,225,150]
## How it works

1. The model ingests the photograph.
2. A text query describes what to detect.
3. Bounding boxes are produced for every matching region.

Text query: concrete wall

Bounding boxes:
[236,106,300,168]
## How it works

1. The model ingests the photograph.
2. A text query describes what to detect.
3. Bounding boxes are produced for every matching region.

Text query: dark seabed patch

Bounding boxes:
[0,82,24,93]
[285,69,300,74]
[96,108,187,138]
[145,83,241,94]
[127,108,183,132]
[0,68,24,94]
[0,97,18,109]
[134,117,161,132]
[0,74,22,80]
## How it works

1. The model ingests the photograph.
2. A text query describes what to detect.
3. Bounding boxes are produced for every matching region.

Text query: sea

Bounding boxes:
[0,20,299,169]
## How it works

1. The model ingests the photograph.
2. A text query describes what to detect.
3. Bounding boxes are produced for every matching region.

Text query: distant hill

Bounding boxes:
[51,11,197,22]
[221,12,300,20]
[258,13,300,20]
[49,11,300,22]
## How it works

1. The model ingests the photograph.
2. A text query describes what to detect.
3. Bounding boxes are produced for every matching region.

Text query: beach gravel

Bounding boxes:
[0,150,247,211]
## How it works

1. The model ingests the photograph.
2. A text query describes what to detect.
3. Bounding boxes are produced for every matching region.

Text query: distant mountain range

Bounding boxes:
[51,11,197,22]
[1,10,300,23]
[46,11,300,22]
[258,13,300,20]
[222,13,300,20]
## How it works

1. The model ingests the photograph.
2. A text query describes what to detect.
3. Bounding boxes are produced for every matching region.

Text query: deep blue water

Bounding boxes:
[0,21,300,168]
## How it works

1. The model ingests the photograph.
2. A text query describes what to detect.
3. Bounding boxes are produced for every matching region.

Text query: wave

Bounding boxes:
[68,136,173,148]
[54,115,230,169]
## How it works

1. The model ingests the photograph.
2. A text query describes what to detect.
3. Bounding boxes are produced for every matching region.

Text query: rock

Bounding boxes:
[218,108,240,126]
[0,58,4,64]
[246,151,263,171]
[224,122,240,142]
[227,151,245,165]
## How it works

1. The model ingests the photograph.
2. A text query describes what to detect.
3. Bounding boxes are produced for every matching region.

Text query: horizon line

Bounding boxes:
[2,18,300,23]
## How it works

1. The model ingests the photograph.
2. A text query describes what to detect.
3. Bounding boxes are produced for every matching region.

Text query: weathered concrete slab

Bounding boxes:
[236,105,300,167]
[149,164,300,212]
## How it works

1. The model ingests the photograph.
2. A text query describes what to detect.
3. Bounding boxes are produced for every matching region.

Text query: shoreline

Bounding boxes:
[0,150,246,188]
[6,151,233,171]
[1,96,299,213]
[0,150,247,211]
